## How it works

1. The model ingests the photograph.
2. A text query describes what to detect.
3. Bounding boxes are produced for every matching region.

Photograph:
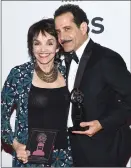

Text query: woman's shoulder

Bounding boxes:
[10,61,34,72]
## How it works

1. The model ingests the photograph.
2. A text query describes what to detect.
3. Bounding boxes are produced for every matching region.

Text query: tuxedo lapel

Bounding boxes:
[73,39,94,89]
[71,39,94,122]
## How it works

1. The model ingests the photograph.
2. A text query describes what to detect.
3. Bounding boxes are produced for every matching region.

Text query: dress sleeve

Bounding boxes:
[1,67,19,145]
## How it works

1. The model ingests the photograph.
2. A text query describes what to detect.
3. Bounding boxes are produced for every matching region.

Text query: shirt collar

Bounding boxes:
[76,36,90,61]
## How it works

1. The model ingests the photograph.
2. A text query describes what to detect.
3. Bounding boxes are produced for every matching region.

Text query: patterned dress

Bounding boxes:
[1,60,73,167]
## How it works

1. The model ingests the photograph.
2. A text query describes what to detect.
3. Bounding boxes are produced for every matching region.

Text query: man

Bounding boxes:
[54,4,131,167]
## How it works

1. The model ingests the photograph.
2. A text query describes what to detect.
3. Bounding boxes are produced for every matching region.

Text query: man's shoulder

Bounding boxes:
[93,41,123,61]
[93,42,126,68]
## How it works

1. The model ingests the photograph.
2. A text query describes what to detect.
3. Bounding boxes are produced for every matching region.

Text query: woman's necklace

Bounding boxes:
[35,63,58,83]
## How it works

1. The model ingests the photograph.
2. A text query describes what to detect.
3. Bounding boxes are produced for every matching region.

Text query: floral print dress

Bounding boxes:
[1,60,73,167]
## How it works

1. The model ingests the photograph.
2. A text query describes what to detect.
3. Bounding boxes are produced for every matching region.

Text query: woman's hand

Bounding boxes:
[12,138,30,164]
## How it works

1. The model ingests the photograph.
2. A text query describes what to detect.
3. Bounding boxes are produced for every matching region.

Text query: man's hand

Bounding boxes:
[72,120,103,137]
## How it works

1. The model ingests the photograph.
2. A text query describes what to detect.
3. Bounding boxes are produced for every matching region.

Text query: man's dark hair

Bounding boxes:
[54,4,90,34]
[27,18,58,58]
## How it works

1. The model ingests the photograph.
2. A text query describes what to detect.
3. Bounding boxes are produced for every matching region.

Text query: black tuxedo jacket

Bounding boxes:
[69,39,131,167]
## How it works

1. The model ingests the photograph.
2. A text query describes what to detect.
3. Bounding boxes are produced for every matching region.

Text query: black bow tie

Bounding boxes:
[64,51,79,64]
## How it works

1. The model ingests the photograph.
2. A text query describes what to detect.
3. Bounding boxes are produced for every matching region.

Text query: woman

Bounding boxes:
[1,18,73,167]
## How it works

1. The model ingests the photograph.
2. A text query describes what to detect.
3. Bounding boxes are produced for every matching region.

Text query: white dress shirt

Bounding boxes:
[67,37,90,127]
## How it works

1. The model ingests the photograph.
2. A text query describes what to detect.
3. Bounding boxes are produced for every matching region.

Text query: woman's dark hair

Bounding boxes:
[28,18,58,58]
[54,4,90,34]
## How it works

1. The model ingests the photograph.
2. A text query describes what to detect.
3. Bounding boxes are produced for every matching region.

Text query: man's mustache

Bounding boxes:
[61,39,72,44]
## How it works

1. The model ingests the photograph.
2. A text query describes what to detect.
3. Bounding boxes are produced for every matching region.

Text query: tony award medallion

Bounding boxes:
[69,88,88,131]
